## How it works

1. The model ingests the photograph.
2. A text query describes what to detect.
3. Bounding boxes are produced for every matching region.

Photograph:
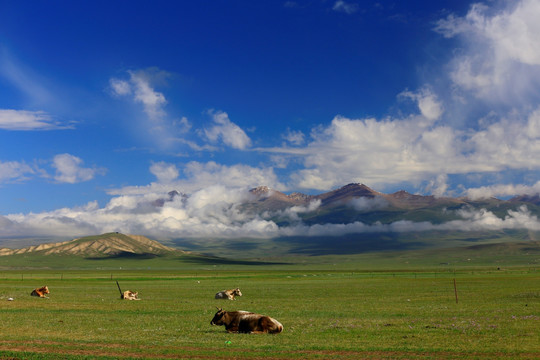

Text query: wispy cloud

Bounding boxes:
[109,68,192,151]
[110,68,169,121]
[282,128,305,146]
[332,1,359,14]
[0,160,35,184]
[0,48,53,106]
[0,109,72,131]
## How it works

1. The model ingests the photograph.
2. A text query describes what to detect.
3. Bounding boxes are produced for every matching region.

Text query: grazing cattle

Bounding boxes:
[210,308,283,334]
[30,286,49,298]
[215,288,242,300]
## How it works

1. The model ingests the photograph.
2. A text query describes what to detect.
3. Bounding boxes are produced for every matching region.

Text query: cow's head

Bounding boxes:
[40,286,50,294]
[210,308,227,326]
[233,288,242,297]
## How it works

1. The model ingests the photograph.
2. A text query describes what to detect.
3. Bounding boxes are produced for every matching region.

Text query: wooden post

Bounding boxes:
[116,281,124,299]
[453,278,459,304]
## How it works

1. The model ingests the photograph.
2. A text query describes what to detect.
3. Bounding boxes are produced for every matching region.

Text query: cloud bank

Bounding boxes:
[3,185,540,240]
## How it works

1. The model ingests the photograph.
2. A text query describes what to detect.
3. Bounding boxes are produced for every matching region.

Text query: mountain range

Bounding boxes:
[2,183,540,259]
[240,183,538,226]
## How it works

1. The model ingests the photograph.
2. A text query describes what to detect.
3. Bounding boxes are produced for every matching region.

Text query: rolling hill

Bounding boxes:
[0,232,182,258]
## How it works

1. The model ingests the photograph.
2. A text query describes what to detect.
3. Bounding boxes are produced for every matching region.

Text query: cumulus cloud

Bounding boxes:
[287,114,456,190]
[399,88,444,122]
[4,185,540,239]
[150,161,179,183]
[261,99,540,194]
[108,161,285,196]
[435,0,540,103]
[203,111,252,150]
[423,174,450,198]
[0,109,71,130]
[52,154,106,184]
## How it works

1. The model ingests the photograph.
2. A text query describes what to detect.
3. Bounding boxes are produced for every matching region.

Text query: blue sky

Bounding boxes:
[3,0,540,239]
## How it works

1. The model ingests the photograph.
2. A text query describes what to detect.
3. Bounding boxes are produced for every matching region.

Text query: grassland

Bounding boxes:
[0,266,538,359]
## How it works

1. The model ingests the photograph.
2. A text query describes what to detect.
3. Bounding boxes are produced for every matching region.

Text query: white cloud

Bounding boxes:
[109,78,131,96]
[259,100,540,193]
[52,154,106,184]
[332,1,359,14]
[400,88,444,122]
[110,69,168,121]
[465,181,540,200]
[288,114,452,190]
[282,128,305,146]
[181,161,280,190]
[4,187,540,239]
[0,109,71,130]
[435,0,540,102]
[204,111,252,150]
[150,161,179,183]
[423,174,450,198]
[0,160,35,183]
[108,161,285,196]
[264,199,322,223]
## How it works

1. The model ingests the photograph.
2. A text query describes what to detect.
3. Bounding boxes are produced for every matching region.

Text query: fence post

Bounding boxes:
[453,278,459,304]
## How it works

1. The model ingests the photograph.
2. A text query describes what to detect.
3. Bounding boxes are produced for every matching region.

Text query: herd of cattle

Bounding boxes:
[29,285,283,334]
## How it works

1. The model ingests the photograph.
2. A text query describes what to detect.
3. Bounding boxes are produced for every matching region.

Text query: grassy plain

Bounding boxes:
[0,265,538,359]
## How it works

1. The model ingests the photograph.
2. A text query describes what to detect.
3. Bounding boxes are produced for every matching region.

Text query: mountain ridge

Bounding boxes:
[0,232,183,257]
[247,183,475,211]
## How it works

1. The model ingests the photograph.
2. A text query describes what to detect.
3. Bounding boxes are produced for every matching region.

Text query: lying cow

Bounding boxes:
[30,286,49,298]
[215,288,242,300]
[210,308,283,334]
[122,290,140,300]
[116,281,140,300]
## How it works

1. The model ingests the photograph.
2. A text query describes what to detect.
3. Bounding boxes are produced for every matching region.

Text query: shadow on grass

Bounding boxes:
[85,251,162,260]
[180,256,286,266]
[274,234,425,256]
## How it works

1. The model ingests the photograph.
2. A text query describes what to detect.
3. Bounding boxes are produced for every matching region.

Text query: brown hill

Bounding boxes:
[0,233,182,257]
[314,183,381,205]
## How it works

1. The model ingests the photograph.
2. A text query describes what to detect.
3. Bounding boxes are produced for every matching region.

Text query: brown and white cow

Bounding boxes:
[210,308,283,334]
[116,281,140,300]
[30,286,49,298]
[215,288,242,300]
[123,290,140,300]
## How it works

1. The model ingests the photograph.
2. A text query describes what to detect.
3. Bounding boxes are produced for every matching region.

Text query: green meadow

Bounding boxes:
[0,264,538,359]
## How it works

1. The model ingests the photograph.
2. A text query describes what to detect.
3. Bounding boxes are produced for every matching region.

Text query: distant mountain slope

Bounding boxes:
[248,183,470,211]
[0,233,182,257]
